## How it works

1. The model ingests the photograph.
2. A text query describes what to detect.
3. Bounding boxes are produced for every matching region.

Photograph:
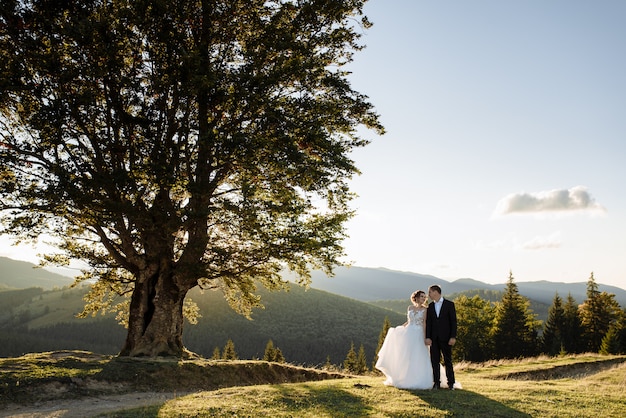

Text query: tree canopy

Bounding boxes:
[0,0,383,356]
[492,271,541,359]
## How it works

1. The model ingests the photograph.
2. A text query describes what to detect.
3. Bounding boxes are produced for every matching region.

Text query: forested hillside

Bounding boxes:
[0,284,404,366]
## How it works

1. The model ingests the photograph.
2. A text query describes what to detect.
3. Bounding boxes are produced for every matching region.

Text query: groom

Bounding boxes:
[425,284,457,390]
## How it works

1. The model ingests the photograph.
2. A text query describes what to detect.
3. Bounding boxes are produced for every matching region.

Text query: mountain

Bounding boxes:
[3,256,624,307]
[306,266,626,306]
[0,257,75,290]
[0,283,405,366]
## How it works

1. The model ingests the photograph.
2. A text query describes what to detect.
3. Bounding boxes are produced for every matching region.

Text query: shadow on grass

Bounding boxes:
[410,388,532,418]
[273,383,375,417]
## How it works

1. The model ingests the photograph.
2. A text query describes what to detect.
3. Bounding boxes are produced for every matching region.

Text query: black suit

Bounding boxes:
[426,298,457,387]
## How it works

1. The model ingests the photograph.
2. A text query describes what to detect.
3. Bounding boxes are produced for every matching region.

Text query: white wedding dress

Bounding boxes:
[375,307,434,390]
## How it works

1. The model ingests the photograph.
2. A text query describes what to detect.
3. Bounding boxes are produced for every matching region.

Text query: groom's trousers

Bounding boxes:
[430,338,455,387]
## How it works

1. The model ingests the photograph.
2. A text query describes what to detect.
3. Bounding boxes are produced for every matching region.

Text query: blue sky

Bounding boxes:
[340,0,626,288]
[1,0,624,289]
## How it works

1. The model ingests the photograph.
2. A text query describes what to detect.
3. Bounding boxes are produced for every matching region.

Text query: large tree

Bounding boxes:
[542,292,565,355]
[454,294,495,362]
[579,272,622,352]
[492,271,541,359]
[0,0,383,357]
[562,293,584,353]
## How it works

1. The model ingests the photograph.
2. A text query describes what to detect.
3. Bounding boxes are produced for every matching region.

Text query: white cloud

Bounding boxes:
[493,186,606,217]
[521,232,562,250]
[472,239,509,250]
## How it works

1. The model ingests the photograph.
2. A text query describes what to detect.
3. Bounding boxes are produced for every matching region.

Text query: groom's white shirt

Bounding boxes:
[435,297,444,317]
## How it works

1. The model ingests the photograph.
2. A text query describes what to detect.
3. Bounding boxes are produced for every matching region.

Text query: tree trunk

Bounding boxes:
[119,267,190,357]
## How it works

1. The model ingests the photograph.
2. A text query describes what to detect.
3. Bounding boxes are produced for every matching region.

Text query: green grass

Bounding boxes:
[101,354,626,418]
[1,351,625,417]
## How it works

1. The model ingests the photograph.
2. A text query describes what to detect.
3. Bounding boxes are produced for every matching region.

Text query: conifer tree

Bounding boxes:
[618,309,626,354]
[356,343,368,374]
[343,342,358,373]
[580,273,622,352]
[273,347,285,363]
[373,316,391,368]
[543,293,566,355]
[263,339,285,363]
[562,293,584,353]
[222,339,238,360]
[263,339,277,362]
[211,346,221,360]
[599,326,621,354]
[492,271,541,359]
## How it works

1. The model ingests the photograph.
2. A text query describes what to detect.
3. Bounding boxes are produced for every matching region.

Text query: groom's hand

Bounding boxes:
[425,338,432,346]
[448,338,456,346]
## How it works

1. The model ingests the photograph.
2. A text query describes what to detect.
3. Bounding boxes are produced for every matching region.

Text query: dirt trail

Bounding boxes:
[1,391,189,418]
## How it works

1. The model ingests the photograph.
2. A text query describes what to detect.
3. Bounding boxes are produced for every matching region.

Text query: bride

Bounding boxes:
[375,290,434,390]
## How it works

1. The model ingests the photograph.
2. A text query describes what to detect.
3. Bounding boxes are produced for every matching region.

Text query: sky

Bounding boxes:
[339,0,626,288]
[1,0,625,289]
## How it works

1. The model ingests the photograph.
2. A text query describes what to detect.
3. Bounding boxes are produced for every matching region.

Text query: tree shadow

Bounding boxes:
[273,383,375,417]
[405,388,532,418]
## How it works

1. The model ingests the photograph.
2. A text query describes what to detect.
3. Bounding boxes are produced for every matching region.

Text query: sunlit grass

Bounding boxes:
[107,355,626,418]
[2,351,625,417]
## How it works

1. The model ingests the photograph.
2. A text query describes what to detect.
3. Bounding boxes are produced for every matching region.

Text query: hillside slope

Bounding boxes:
[0,257,74,290]
[0,284,405,366]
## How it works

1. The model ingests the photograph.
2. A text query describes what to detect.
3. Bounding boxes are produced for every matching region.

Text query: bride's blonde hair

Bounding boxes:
[411,290,426,306]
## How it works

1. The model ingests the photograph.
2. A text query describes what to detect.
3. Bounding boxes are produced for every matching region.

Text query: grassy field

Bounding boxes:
[1,352,625,417]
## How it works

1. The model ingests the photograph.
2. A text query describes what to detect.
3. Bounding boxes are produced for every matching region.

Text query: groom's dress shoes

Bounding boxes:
[432,384,440,390]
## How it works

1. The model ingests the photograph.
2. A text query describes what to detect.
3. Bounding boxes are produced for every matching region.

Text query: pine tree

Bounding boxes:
[356,344,368,374]
[222,339,238,360]
[373,317,391,368]
[561,293,583,353]
[263,339,285,363]
[580,273,622,352]
[273,347,285,363]
[599,326,621,355]
[343,342,358,373]
[211,346,221,360]
[263,339,277,362]
[543,293,566,355]
[492,271,541,359]
[618,309,626,354]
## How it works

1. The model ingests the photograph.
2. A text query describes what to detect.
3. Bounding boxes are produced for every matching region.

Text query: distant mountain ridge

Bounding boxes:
[307,266,626,306]
[0,257,75,290]
[2,256,624,307]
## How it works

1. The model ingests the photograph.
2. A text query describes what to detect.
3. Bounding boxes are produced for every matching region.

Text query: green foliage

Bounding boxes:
[263,339,285,363]
[356,343,368,374]
[222,339,238,360]
[580,272,622,352]
[599,326,621,355]
[0,0,383,355]
[454,294,495,362]
[0,282,405,365]
[373,316,391,367]
[342,342,358,373]
[492,271,542,359]
[211,347,221,360]
[562,293,585,353]
[543,293,566,355]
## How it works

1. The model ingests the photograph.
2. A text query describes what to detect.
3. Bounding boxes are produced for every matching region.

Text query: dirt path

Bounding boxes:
[1,391,189,418]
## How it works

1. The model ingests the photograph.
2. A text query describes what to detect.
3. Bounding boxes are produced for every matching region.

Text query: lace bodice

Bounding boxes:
[407,308,426,327]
